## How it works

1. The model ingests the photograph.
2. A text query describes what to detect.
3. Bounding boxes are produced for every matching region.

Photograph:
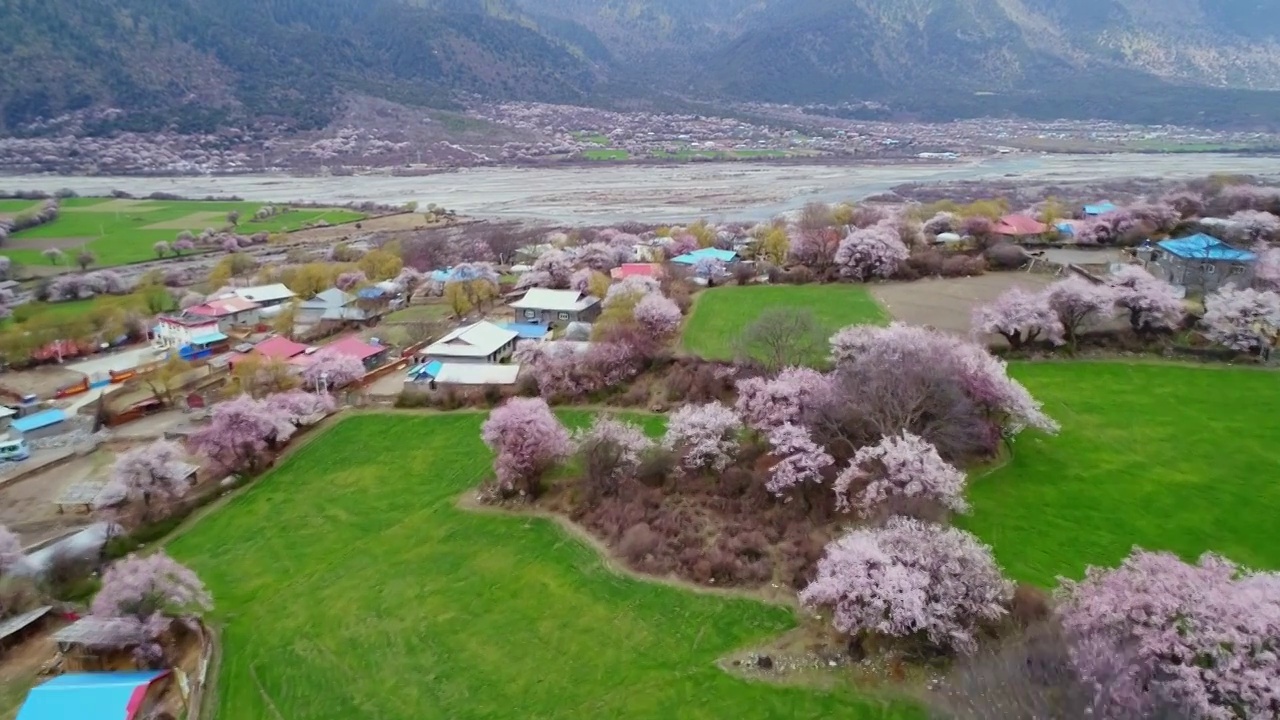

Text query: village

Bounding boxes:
[0,177,1276,719]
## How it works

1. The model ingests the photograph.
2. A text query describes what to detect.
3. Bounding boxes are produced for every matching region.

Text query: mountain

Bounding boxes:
[0,0,600,134]
[3,0,1280,134]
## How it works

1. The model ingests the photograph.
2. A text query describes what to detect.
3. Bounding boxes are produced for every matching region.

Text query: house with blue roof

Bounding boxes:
[1151,233,1256,292]
[10,409,67,440]
[671,247,738,265]
[16,670,171,720]
[1083,202,1118,217]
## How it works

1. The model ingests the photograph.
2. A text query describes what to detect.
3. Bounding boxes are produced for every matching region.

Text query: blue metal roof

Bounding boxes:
[11,409,66,434]
[501,323,550,340]
[356,288,385,299]
[1157,234,1256,262]
[17,670,168,720]
[672,248,738,265]
[408,360,443,379]
[1055,222,1075,236]
[429,268,452,283]
[189,331,228,345]
[1083,202,1118,216]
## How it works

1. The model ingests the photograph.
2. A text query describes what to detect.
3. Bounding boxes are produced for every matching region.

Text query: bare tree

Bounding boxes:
[734,308,826,370]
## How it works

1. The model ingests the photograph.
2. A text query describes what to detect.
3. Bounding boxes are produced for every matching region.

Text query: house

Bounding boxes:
[672,247,738,265]
[1150,234,1255,292]
[229,283,295,308]
[1083,202,1118,217]
[421,321,519,365]
[16,670,172,720]
[251,336,309,362]
[993,214,1048,238]
[610,263,664,280]
[297,288,369,325]
[0,405,16,434]
[152,316,223,352]
[319,335,390,370]
[182,295,261,330]
[410,362,522,386]
[10,409,67,440]
[509,289,602,325]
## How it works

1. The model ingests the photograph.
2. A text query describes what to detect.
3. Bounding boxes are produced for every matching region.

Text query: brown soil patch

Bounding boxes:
[0,365,85,399]
[142,211,227,230]
[5,236,95,251]
[63,199,163,213]
[0,449,117,545]
[283,213,457,244]
[871,273,1055,336]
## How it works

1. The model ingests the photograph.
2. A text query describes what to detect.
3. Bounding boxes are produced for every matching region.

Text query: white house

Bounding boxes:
[230,284,295,308]
[421,321,519,365]
[509,289,602,325]
[152,316,223,350]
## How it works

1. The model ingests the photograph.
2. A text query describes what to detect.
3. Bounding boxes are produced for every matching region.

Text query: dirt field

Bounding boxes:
[871,272,1056,336]
[5,236,94,251]
[0,365,85,400]
[283,211,446,243]
[0,450,116,546]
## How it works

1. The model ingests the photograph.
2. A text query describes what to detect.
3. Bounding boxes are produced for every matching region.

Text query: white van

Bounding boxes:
[0,439,30,462]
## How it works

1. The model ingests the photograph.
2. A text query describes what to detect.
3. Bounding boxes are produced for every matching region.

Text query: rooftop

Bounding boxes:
[432,363,522,386]
[252,336,309,360]
[16,670,169,720]
[1157,234,1256,262]
[184,295,260,318]
[231,283,295,304]
[11,409,66,433]
[423,321,518,358]
[324,335,386,362]
[994,214,1048,236]
[672,248,738,265]
[509,289,600,312]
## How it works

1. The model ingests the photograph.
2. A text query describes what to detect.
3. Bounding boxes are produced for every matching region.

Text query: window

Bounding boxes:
[557,312,570,321]
[524,309,536,319]
[1229,264,1246,276]
[1200,263,1217,275]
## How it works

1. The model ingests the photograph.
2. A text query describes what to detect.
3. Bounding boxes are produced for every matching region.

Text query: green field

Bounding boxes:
[582,148,630,160]
[6,198,363,268]
[169,412,919,720]
[0,199,39,214]
[963,362,1280,587]
[649,149,792,160]
[383,303,453,323]
[681,285,888,365]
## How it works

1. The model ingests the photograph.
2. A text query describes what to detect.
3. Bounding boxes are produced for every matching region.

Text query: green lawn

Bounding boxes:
[7,198,363,268]
[962,362,1280,587]
[0,199,39,214]
[582,148,630,161]
[169,412,918,720]
[383,303,453,323]
[681,284,888,365]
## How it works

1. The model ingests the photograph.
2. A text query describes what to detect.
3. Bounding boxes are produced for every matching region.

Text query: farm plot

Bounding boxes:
[963,362,1280,586]
[168,413,919,720]
[7,198,363,268]
[681,284,887,365]
[869,274,1055,336]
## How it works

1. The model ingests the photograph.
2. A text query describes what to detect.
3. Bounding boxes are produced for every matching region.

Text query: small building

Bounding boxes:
[500,323,551,341]
[0,405,15,434]
[993,214,1048,238]
[319,335,390,370]
[0,606,53,656]
[230,283,295,308]
[671,247,738,266]
[509,289,602,325]
[152,316,222,352]
[10,409,67,441]
[297,288,369,325]
[1151,234,1256,292]
[421,321,519,365]
[610,263,664,280]
[251,336,309,363]
[182,296,261,330]
[1083,202,1118,217]
[16,670,171,720]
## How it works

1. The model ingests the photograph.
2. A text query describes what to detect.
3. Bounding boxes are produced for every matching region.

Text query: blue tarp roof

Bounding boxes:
[1083,202,1118,216]
[17,671,168,720]
[356,288,386,299]
[408,360,443,379]
[672,248,738,265]
[1157,234,1256,262]
[1055,222,1075,235]
[429,268,452,282]
[501,323,550,340]
[11,409,66,434]
[189,331,228,345]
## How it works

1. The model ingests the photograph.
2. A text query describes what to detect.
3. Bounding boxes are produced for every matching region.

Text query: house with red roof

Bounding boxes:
[321,335,390,369]
[182,296,261,330]
[610,263,664,280]
[993,214,1048,238]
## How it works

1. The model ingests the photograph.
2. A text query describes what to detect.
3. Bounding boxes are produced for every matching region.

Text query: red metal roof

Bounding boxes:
[994,214,1048,236]
[610,263,663,280]
[185,296,260,318]
[252,336,308,360]
[324,335,384,361]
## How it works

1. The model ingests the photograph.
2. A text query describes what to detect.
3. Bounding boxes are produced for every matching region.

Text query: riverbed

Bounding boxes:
[5,154,1279,224]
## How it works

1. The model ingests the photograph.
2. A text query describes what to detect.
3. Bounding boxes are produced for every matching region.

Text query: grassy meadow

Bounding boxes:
[963,362,1280,586]
[681,284,888,365]
[6,197,363,267]
[169,412,919,720]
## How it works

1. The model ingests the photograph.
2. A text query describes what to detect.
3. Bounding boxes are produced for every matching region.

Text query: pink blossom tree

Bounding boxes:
[1044,277,1117,347]
[0,525,23,575]
[1161,189,1205,219]
[971,287,1064,350]
[569,268,595,294]
[95,439,193,523]
[153,241,170,258]
[603,276,660,307]
[832,432,969,518]
[834,222,908,280]
[514,270,553,290]
[667,233,698,257]
[734,367,831,432]
[1201,287,1280,352]
[1056,549,1280,720]
[265,390,336,427]
[300,351,366,391]
[1106,265,1185,335]
[632,293,682,340]
[692,257,726,280]
[481,398,573,497]
[574,416,653,497]
[801,518,1013,655]
[788,227,842,274]
[91,552,212,665]
[532,249,573,288]
[189,395,293,475]
[1254,243,1280,291]
[335,270,367,291]
[765,423,833,496]
[663,402,743,473]
[576,242,626,271]
[172,238,196,255]
[1227,209,1280,244]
